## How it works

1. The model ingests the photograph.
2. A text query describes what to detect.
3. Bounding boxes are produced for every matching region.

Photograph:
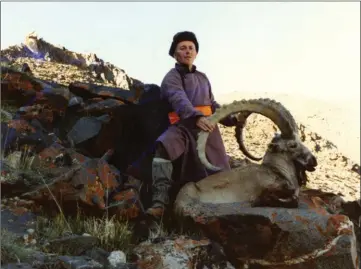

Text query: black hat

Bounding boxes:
[168,31,199,57]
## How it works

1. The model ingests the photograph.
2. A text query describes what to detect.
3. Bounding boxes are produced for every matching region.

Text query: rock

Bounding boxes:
[68,82,141,104]
[81,98,125,114]
[36,142,89,169]
[132,236,234,269]
[1,66,71,109]
[84,248,110,266]
[68,96,84,107]
[17,32,142,90]
[1,55,11,63]
[107,188,144,219]
[44,235,99,255]
[176,193,358,269]
[0,208,37,238]
[3,263,35,269]
[351,164,360,175]
[56,256,103,269]
[21,63,31,74]
[17,147,142,221]
[108,250,127,268]
[21,149,124,213]
[1,119,61,158]
[66,115,110,146]
[2,252,55,268]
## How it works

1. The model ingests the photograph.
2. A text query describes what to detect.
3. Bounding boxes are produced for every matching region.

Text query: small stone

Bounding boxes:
[27,228,35,235]
[108,250,126,267]
[82,233,91,237]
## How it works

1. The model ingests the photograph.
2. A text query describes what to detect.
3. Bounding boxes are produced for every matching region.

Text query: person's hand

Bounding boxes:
[196,116,216,132]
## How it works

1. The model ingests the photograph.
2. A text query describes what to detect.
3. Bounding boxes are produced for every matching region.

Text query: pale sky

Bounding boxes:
[1,2,360,107]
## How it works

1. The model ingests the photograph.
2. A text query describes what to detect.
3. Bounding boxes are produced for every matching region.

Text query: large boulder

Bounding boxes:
[175,192,358,269]
[1,65,71,109]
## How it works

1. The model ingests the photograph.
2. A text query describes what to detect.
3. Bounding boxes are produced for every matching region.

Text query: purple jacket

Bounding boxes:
[157,63,233,180]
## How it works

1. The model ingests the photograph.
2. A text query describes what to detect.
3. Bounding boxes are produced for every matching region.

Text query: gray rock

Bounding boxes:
[44,235,99,256]
[68,96,84,107]
[56,256,103,269]
[3,263,34,269]
[108,250,126,268]
[0,209,37,237]
[177,196,358,269]
[84,248,109,265]
[132,236,234,269]
[66,115,110,146]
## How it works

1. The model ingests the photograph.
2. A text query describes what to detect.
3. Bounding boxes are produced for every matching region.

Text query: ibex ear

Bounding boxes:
[268,143,280,152]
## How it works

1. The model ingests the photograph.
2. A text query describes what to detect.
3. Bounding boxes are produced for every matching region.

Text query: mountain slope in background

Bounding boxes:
[1,33,360,202]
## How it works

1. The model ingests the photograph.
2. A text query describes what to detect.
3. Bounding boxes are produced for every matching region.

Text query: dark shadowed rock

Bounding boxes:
[68,82,141,104]
[67,115,110,146]
[84,248,109,266]
[21,63,32,74]
[81,98,125,115]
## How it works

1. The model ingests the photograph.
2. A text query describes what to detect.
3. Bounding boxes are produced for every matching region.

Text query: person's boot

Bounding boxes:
[145,157,173,220]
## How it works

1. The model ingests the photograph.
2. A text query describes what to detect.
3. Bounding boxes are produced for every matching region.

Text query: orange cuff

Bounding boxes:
[168,105,212,125]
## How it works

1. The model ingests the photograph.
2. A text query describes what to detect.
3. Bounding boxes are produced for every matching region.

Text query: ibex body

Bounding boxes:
[174,99,318,213]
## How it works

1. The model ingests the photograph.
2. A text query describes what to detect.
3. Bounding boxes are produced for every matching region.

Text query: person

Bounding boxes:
[145,31,238,219]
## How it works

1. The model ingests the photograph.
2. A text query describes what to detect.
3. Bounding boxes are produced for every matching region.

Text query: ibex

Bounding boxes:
[174,99,318,212]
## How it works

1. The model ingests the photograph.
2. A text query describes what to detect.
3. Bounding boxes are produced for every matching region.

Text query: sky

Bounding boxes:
[1,2,360,107]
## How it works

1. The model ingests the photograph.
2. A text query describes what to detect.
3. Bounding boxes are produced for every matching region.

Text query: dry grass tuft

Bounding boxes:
[36,211,133,253]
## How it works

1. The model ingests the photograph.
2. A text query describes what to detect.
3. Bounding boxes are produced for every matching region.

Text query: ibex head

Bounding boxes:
[266,134,317,171]
[197,99,318,200]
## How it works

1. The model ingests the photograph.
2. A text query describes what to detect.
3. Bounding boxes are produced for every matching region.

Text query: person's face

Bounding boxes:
[174,41,197,67]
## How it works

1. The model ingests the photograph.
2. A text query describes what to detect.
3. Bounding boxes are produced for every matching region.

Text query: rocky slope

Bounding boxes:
[1,33,360,268]
[3,53,359,202]
[220,114,360,202]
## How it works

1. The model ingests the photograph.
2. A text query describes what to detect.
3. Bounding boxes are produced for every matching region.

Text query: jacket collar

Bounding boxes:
[175,63,197,75]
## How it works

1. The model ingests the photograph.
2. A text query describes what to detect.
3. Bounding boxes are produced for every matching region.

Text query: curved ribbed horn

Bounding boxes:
[234,112,263,161]
[197,98,298,171]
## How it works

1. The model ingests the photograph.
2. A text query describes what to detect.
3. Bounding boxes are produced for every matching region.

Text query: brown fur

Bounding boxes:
[174,134,317,215]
